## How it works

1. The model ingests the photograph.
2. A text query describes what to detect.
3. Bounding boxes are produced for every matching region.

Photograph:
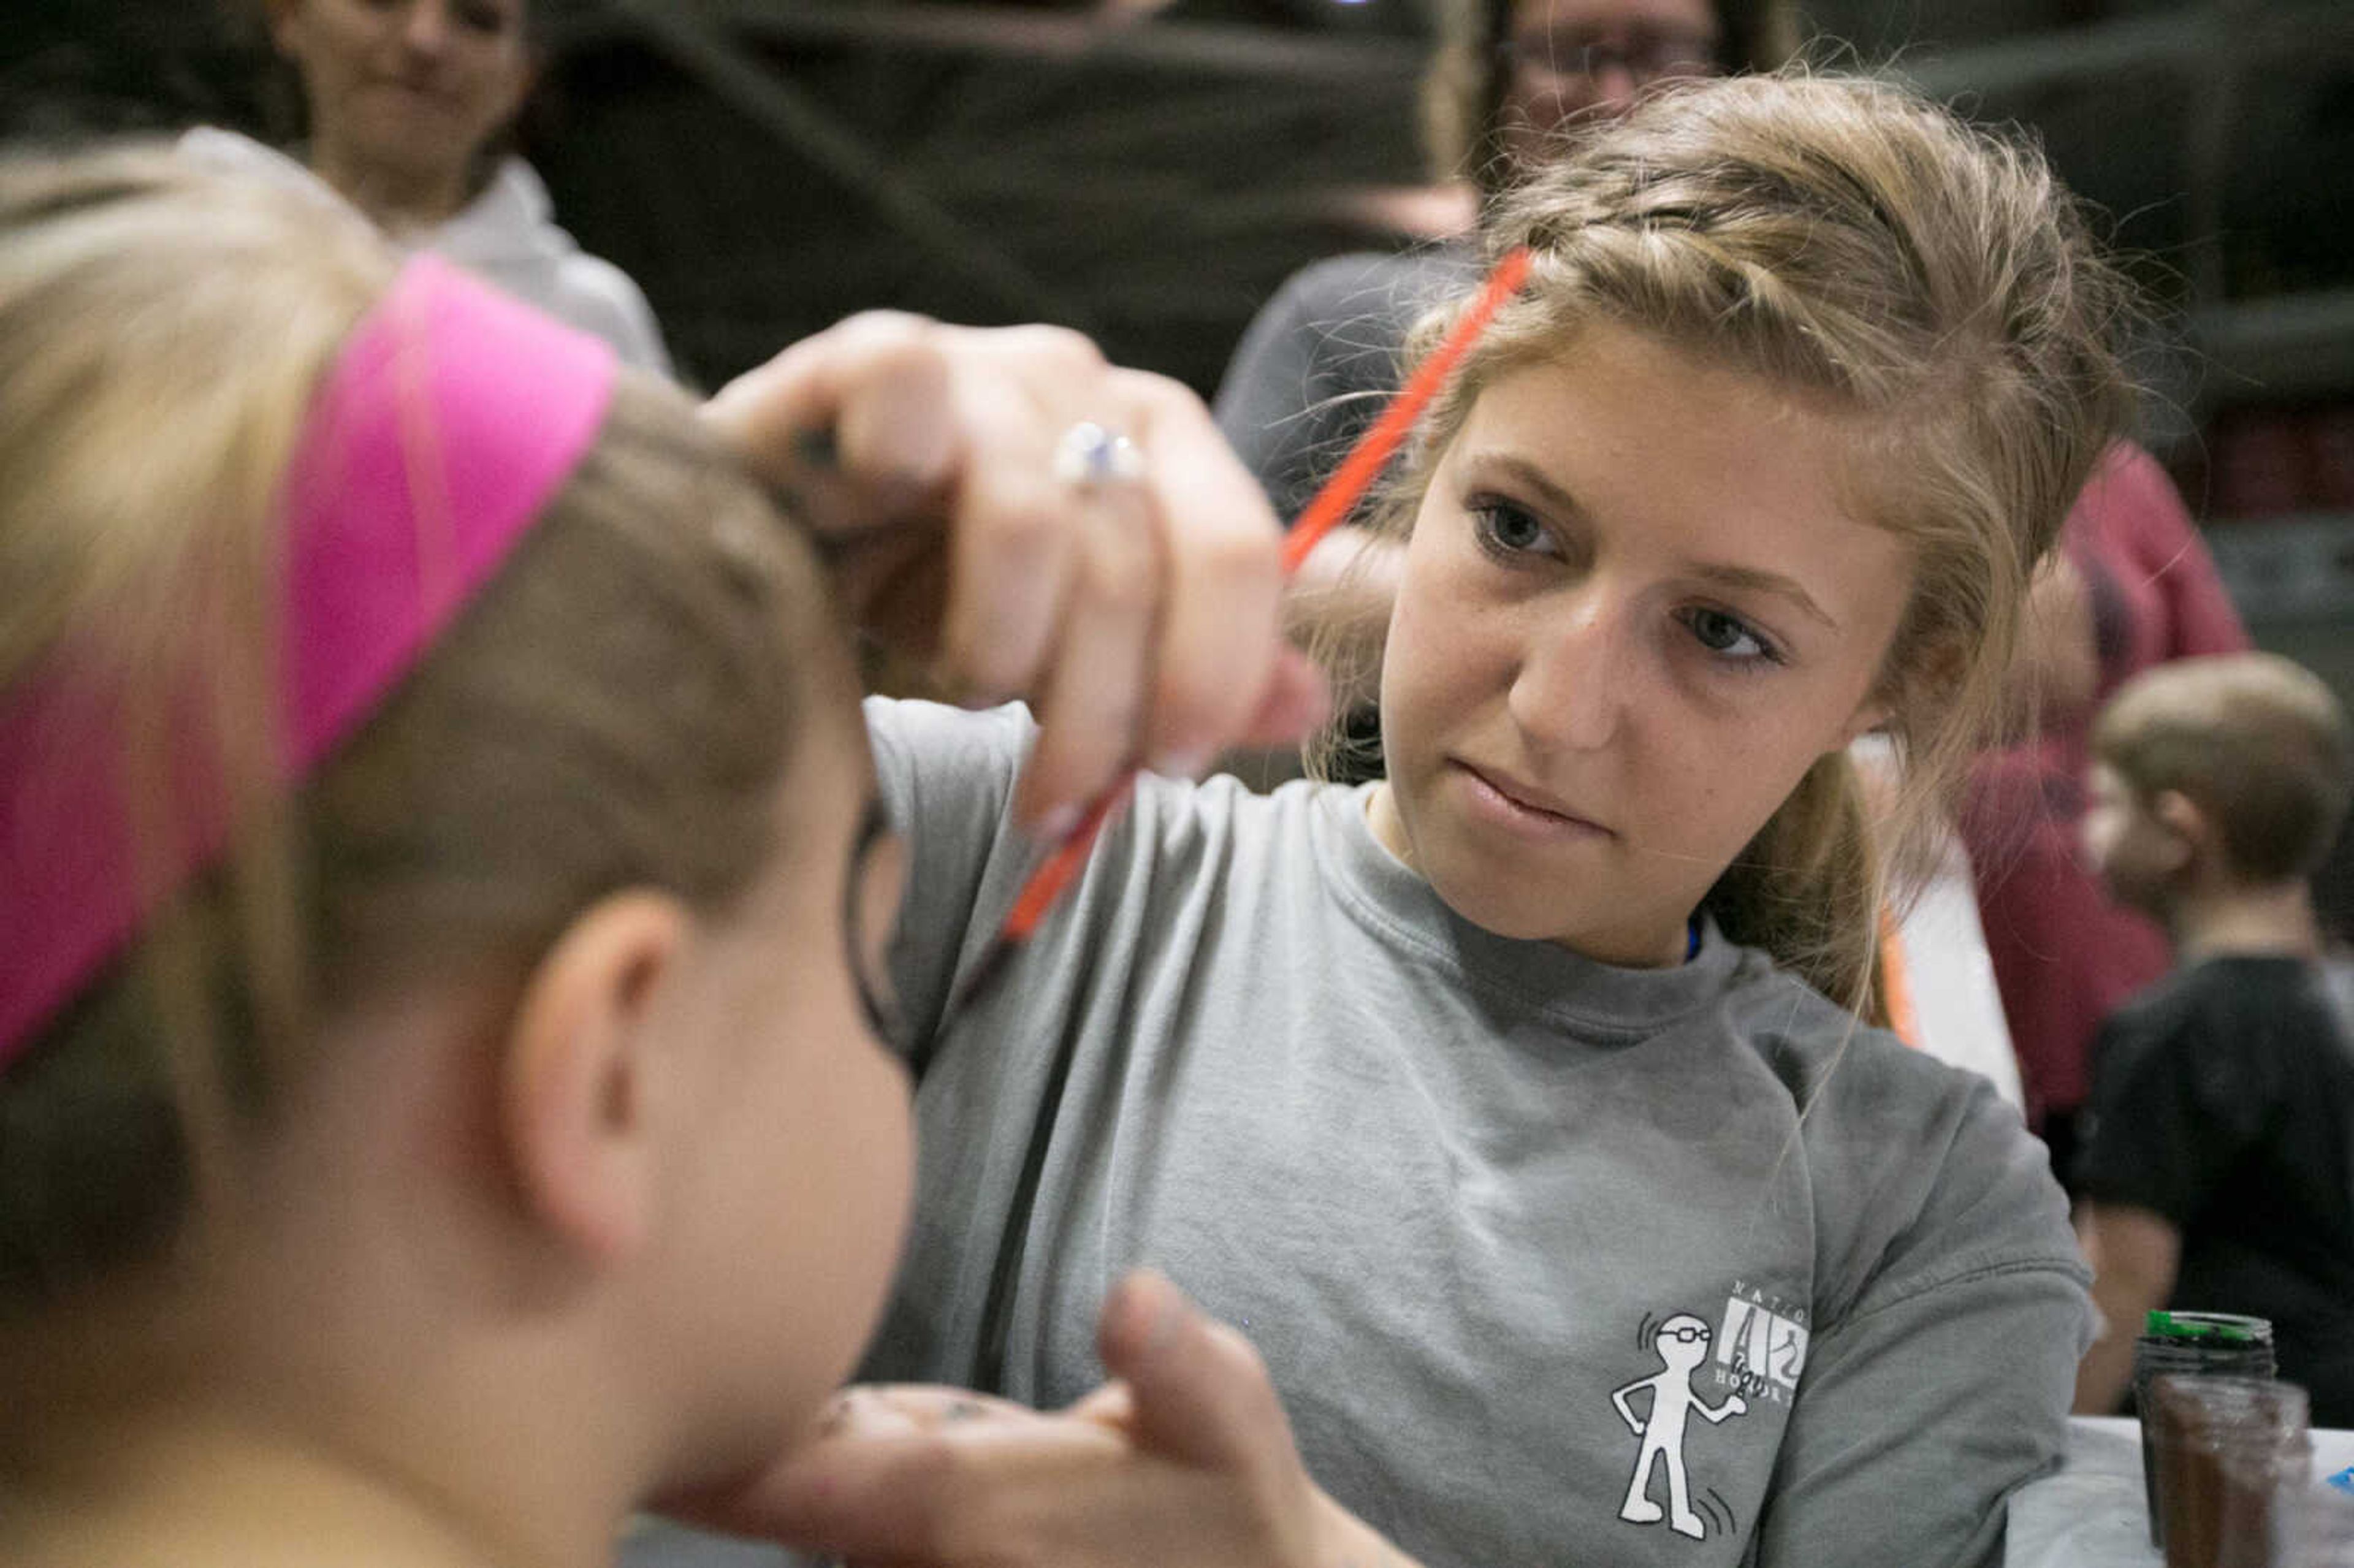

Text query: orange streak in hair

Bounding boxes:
[1878,904,1921,1047]
[961,248,1536,1001]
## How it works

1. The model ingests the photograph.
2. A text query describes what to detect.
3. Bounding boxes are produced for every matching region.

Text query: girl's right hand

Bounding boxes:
[703,314,1330,831]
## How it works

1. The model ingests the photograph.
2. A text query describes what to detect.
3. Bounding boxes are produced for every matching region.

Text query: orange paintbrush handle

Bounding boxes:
[1279,245,1533,574]
[980,245,1537,981]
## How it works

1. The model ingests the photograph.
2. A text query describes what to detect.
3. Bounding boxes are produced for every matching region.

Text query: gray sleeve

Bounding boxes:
[1211,256,1411,522]
[864,696,1038,1055]
[1750,1086,2092,1568]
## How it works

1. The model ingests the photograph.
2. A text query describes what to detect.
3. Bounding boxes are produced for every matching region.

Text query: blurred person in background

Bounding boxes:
[183,0,672,373]
[1214,0,1797,525]
[2068,654,2354,1424]
[1960,443,2250,1178]
[1209,0,1796,733]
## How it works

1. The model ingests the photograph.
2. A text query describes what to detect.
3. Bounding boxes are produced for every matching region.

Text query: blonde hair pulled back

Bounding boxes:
[1338,72,2136,1013]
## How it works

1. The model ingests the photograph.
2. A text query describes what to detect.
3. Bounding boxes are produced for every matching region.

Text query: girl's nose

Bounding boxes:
[1508,588,1632,755]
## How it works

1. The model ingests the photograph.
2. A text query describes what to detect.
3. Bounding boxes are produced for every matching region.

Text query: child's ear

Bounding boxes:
[2151,789,2207,865]
[500,891,691,1265]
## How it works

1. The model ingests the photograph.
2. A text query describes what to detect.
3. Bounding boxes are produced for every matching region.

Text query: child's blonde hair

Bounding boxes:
[1324,71,2135,1013]
[0,149,834,1311]
[2094,653,2353,885]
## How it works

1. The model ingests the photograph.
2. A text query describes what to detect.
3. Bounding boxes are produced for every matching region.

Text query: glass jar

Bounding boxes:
[2214,1433,2315,1568]
[2145,1375,2309,1568]
[2135,1311,2278,1544]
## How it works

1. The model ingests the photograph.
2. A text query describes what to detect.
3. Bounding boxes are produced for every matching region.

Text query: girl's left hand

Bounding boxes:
[667,1271,1415,1568]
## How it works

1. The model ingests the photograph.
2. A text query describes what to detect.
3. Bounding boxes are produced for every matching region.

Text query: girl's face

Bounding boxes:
[1369,325,1913,966]
[650,687,915,1463]
[272,0,531,187]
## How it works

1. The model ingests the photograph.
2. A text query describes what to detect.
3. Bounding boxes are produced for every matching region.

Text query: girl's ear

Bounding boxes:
[1836,695,1893,750]
[1842,628,1970,753]
[1837,660,1909,748]
[499,891,691,1265]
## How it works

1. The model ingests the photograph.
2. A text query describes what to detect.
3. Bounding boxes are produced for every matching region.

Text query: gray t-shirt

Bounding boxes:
[865,698,2089,1568]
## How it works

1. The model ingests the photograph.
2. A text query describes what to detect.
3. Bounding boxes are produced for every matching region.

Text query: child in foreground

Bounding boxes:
[2071,653,2354,1426]
[0,150,1371,1568]
[0,150,915,1568]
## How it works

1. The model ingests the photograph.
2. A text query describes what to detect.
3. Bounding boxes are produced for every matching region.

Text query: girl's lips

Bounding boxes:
[1451,761,1612,840]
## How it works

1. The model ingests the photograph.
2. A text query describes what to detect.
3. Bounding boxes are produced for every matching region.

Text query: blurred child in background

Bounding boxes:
[1962,444,2250,1178]
[2071,653,2354,1425]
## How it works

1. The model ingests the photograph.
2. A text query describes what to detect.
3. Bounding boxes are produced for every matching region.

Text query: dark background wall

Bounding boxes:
[10,1,2348,402]
[10,0,2354,913]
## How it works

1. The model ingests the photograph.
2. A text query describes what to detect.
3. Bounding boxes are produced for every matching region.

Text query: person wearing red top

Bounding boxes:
[1961,441,2251,1177]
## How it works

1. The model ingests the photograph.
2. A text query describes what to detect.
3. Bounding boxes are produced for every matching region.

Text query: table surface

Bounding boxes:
[2006,1417,2354,1568]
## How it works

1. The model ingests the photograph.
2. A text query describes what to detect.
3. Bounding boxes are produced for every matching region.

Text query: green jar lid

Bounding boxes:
[2144,1310,2272,1343]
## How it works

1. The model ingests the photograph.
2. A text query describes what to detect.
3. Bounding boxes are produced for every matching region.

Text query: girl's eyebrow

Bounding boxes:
[1461,450,1840,632]
[1684,562,1840,631]
[1459,451,1586,520]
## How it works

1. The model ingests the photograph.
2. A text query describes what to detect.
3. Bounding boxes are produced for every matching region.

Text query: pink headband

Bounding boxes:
[0,255,617,1068]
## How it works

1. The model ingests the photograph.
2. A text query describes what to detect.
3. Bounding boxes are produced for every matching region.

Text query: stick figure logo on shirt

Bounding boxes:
[1612,1311,1749,1540]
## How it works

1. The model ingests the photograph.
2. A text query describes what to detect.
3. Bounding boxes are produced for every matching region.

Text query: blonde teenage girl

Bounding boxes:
[699,71,2142,1568]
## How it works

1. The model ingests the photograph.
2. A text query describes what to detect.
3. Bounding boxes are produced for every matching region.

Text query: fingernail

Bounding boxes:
[1035,804,1080,842]
[1151,749,1210,781]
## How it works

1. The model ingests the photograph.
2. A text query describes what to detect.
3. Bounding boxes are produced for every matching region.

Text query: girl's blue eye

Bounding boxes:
[1471,500,1556,559]
[1683,606,1780,665]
